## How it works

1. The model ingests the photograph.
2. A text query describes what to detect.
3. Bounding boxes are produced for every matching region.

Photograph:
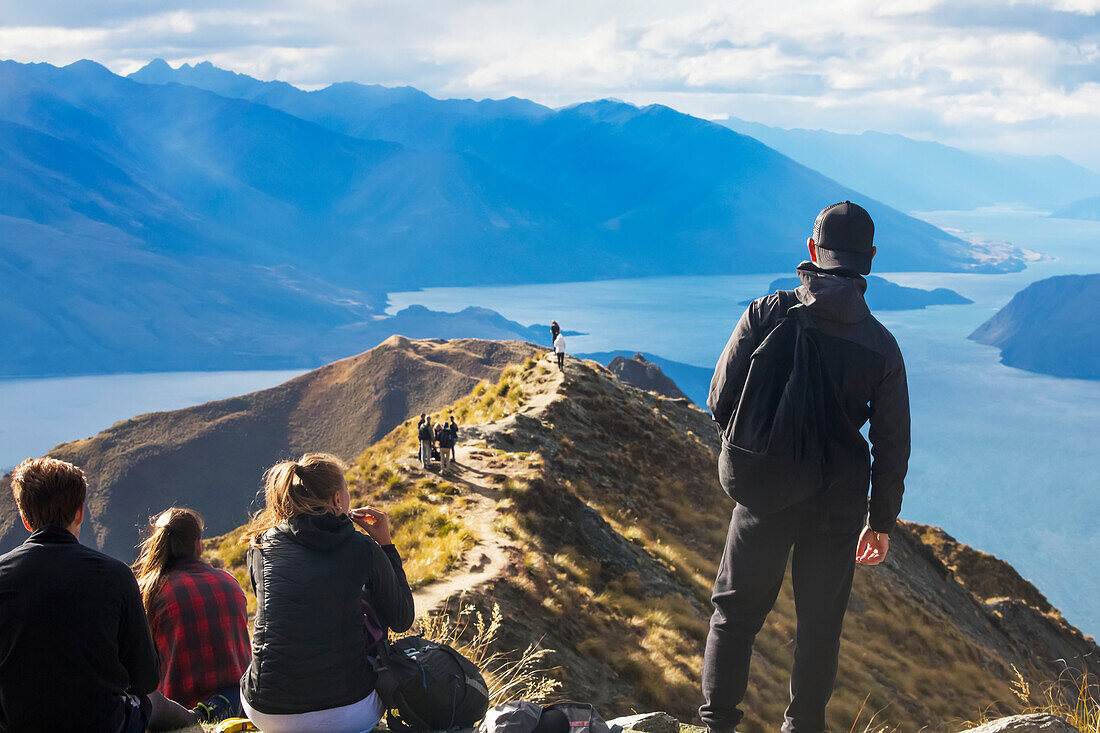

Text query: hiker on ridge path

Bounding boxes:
[702,201,910,733]
[435,419,453,473]
[448,414,459,463]
[554,332,567,372]
[550,320,561,345]
[418,415,434,468]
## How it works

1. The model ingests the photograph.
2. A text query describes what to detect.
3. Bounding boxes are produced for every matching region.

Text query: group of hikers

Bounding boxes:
[0,202,909,733]
[0,452,413,732]
[417,413,459,471]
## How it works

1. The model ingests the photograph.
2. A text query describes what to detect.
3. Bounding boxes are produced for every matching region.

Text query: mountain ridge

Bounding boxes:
[720,118,1100,212]
[1,58,1024,376]
[2,337,1095,728]
[191,342,1096,730]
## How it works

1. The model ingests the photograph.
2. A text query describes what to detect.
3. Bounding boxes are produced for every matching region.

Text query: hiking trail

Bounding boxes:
[403,352,567,615]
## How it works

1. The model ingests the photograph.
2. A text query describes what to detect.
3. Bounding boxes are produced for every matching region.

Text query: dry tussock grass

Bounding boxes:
[411,602,561,705]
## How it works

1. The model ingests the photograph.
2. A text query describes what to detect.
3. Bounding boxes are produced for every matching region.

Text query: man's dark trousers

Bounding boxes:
[700,497,861,733]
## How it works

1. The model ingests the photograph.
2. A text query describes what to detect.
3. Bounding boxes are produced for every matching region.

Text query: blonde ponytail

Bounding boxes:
[240,453,347,548]
[133,507,204,624]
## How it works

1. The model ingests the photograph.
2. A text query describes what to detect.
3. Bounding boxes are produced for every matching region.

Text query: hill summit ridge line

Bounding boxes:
[179,339,1094,730]
[2,340,1097,730]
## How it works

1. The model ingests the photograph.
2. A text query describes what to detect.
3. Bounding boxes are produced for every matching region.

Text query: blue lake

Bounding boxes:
[0,370,304,474]
[388,209,1100,636]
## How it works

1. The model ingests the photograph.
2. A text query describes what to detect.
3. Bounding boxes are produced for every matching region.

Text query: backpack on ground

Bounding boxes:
[480,701,623,733]
[375,635,490,732]
[720,302,851,513]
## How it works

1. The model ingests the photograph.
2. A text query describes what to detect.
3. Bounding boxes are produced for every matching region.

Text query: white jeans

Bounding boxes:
[242,691,384,733]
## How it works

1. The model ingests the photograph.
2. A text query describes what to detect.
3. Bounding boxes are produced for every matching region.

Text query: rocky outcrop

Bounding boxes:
[962,714,1082,733]
[607,353,690,401]
[607,712,681,733]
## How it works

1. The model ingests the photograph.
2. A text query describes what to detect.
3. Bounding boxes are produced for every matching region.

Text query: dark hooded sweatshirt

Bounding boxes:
[242,513,415,715]
[708,262,910,533]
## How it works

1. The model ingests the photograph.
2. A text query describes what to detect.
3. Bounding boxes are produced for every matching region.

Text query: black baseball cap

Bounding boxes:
[812,201,875,275]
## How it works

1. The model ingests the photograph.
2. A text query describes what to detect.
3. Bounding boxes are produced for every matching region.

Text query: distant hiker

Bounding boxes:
[550,320,561,344]
[554,332,567,372]
[418,416,434,467]
[134,507,251,724]
[0,457,198,732]
[448,415,459,462]
[702,201,910,733]
[436,419,454,472]
[239,453,415,733]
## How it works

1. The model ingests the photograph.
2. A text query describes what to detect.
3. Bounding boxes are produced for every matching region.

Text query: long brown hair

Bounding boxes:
[240,452,347,548]
[133,507,204,624]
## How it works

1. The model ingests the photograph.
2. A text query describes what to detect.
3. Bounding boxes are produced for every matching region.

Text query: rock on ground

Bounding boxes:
[606,712,681,733]
[962,714,1082,733]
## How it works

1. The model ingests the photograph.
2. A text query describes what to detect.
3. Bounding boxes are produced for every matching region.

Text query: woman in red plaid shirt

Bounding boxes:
[134,507,251,723]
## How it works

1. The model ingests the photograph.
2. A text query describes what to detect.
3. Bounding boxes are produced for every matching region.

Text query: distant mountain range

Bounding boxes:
[0,59,1024,376]
[741,275,973,310]
[969,274,1100,380]
[1050,195,1100,221]
[722,118,1100,213]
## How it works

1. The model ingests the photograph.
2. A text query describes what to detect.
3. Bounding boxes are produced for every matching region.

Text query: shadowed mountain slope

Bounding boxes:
[125,59,1011,276]
[969,274,1100,380]
[0,338,541,557]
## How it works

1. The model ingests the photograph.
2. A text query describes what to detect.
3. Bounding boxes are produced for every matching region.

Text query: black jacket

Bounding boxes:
[0,526,159,732]
[242,513,414,715]
[709,262,910,533]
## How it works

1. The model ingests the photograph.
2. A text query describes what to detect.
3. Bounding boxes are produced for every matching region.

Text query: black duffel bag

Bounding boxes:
[376,636,490,731]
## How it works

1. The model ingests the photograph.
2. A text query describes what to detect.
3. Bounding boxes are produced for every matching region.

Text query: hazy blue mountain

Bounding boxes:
[969,274,1100,380]
[740,275,973,310]
[721,118,1100,212]
[126,59,1011,276]
[0,59,1020,376]
[580,351,712,407]
[1050,195,1100,221]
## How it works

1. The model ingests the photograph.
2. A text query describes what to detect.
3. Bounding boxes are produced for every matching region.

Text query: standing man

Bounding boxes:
[550,320,561,346]
[447,414,459,463]
[418,416,434,469]
[701,202,910,733]
[553,331,567,372]
[435,420,453,473]
[0,457,198,731]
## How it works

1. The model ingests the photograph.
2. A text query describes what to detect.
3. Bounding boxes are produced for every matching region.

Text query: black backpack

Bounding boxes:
[376,636,490,732]
[720,302,849,513]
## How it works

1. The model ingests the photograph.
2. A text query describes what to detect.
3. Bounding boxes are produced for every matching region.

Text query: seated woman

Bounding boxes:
[133,507,251,723]
[239,452,415,733]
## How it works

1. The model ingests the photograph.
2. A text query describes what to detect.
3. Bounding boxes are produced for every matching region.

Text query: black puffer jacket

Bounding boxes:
[708,262,910,533]
[241,513,415,715]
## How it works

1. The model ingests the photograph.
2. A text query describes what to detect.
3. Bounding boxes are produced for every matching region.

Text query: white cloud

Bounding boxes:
[0,0,1097,167]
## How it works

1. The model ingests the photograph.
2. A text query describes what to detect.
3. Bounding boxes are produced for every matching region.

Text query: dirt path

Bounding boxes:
[407,353,565,615]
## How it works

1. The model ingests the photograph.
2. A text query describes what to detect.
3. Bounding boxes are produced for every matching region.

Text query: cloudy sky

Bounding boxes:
[2,0,1098,168]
